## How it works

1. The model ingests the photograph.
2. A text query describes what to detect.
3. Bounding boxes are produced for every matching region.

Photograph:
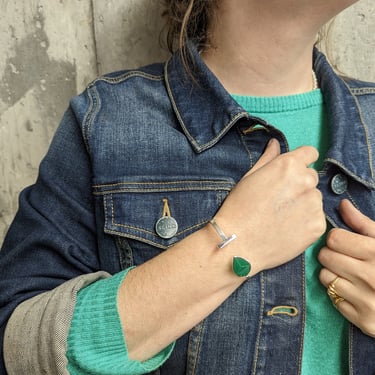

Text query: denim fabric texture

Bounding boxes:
[1,42,375,374]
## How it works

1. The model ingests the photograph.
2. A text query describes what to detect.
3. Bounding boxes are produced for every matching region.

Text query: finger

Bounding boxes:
[289,145,319,167]
[319,268,372,333]
[323,229,371,260]
[319,268,339,288]
[306,167,320,187]
[339,199,375,238]
[319,269,355,310]
[246,138,280,176]
[320,269,355,297]
[318,245,364,282]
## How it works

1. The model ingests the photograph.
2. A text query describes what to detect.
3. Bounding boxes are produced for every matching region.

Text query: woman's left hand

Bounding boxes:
[319,199,375,338]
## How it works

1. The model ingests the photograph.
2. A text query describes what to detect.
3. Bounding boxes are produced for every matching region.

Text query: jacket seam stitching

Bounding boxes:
[93,180,233,188]
[82,85,101,152]
[350,87,375,95]
[342,80,374,179]
[164,59,200,150]
[93,186,233,195]
[252,272,265,375]
[90,71,164,85]
[297,255,306,374]
[324,158,375,188]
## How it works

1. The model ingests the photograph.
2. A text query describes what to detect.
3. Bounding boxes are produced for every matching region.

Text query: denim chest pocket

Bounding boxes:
[93,180,234,266]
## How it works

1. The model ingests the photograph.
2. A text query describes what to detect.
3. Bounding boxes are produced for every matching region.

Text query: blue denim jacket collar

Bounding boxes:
[166,42,375,189]
[165,43,252,153]
[314,50,375,189]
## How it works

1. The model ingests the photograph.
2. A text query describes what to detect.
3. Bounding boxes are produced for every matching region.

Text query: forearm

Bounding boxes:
[119,223,245,362]
[119,143,326,362]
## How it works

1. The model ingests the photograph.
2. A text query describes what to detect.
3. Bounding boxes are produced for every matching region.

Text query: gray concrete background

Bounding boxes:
[0,0,374,243]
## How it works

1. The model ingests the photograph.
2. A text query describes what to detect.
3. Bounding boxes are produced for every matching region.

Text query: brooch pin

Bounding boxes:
[155,198,178,239]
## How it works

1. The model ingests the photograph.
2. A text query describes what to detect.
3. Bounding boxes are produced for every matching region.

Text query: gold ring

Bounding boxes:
[327,277,345,308]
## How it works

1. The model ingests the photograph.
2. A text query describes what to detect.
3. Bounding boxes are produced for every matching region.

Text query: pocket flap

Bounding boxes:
[94,180,234,249]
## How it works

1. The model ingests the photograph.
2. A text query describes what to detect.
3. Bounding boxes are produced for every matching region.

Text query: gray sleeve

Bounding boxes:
[3,271,111,375]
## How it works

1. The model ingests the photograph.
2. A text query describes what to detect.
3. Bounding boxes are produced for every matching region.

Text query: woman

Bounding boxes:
[1,0,375,374]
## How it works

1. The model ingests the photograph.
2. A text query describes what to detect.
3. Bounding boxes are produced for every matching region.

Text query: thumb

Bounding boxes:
[246,138,281,176]
[339,199,375,238]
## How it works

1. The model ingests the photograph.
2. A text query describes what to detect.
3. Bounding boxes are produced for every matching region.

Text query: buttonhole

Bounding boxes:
[242,124,270,135]
[267,306,299,317]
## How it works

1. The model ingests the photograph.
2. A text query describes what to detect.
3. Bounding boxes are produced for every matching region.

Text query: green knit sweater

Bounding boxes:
[232,89,349,375]
[67,268,174,374]
[67,89,349,374]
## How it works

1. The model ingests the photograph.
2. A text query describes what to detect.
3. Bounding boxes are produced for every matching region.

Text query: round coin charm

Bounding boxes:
[155,216,178,239]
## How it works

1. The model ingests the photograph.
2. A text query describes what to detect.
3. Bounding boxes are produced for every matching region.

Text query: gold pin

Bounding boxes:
[155,198,178,239]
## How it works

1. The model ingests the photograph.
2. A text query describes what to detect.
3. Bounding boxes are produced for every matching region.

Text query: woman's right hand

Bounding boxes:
[120,139,326,362]
[214,138,326,276]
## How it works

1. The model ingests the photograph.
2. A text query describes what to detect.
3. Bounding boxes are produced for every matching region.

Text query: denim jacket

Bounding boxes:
[1,44,375,375]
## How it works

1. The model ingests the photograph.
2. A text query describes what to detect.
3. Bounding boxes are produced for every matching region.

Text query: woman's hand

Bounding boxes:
[119,139,326,361]
[319,199,375,337]
[214,139,326,276]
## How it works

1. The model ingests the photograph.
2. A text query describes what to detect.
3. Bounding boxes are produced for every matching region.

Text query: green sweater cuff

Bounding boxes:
[67,268,174,375]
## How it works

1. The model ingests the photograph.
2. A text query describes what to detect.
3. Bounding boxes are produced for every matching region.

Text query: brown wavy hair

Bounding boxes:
[162,0,216,52]
[162,0,217,74]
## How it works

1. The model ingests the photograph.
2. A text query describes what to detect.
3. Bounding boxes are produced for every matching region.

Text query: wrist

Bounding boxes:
[205,218,257,280]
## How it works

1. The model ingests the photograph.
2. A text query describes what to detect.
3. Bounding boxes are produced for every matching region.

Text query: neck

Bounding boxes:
[202,36,317,97]
[201,1,355,96]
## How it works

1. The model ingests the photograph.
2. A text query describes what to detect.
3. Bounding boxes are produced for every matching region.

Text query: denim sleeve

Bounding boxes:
[0,102,102,373]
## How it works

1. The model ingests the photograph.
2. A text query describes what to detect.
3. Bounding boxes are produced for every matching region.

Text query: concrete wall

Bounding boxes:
[0,0,374,243]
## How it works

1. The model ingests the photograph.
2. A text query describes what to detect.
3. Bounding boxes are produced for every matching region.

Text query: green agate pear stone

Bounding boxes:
[232,256,251,277]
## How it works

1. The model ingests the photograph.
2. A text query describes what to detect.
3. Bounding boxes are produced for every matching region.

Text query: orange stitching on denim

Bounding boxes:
[251,272,265,375]
[351,87,375,95]
[94,180,231,187]
[82,85,101,152]
[326,213,339,229]
[325,158,375,188]
[93,179,234,189]
[109,218,207,238]
[267,305,299,317]
[298,253,306,374]
[109,194,115,226]
[92,181,234,196]
[113,223,155,236]
[240,122,290,158]
[103,229,168,249]
[85,86,101,147]
[84,72,162,150]
[352,98,374,179]
[186,320,205,375]
[200,112,248,152]
[164,59,199,150]
[346,192,361,212]
[88,71,164,87]
[93,186,233,195]
[165,56,248,152]
[103,195,108,228]
[342,80,374,179]
[348,324,354,374]
[237,125,255,168]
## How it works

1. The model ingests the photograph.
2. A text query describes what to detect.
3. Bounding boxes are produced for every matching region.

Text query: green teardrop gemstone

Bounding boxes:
[232,256,251,277]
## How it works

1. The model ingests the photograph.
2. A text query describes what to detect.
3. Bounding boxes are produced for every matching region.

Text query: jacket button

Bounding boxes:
[155,216,178,239]
[331,174,348,195]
